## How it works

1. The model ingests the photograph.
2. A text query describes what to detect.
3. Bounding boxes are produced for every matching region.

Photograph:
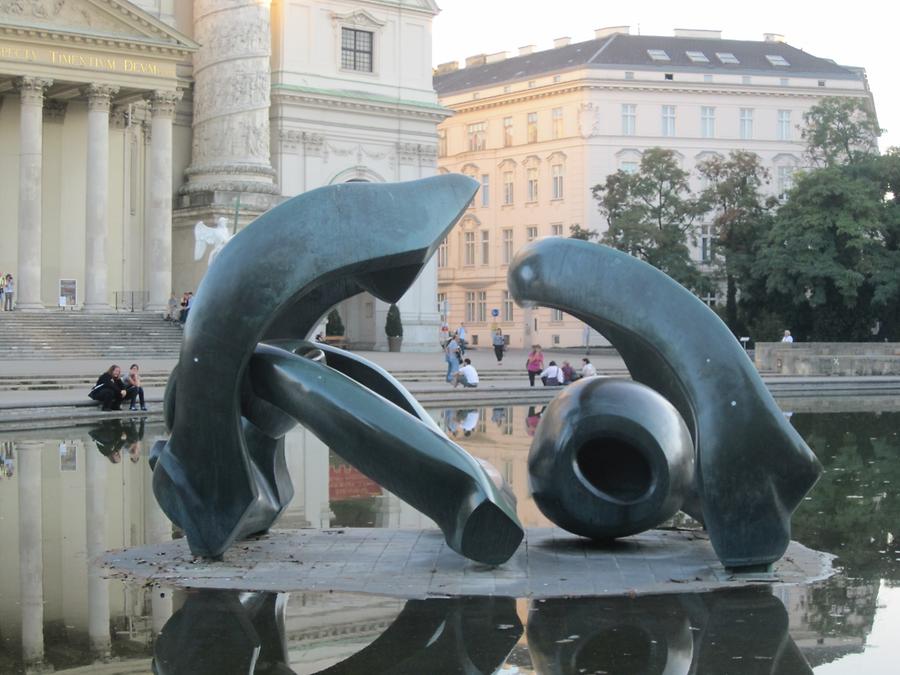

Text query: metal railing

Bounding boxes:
[113,291,150,312]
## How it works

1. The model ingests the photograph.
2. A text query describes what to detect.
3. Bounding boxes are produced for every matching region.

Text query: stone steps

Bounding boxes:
[0,312,182,360]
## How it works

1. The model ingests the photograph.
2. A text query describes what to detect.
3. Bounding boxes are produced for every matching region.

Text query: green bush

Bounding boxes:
[326,308,344,336]
[385,303,403,338]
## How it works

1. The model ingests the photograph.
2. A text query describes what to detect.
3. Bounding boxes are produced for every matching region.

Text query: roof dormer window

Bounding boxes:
[647,49,670,62]
[715,52,739,64]
[686,50,709,63]
[766,54,790,66]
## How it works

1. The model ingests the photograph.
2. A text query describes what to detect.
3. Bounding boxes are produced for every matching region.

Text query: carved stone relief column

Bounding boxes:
[83,83,119,312]
[15,76,52,310]
[184,0,277,196]
[146,90,181,311]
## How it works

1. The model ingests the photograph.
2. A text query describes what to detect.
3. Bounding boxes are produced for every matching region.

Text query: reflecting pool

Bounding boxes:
[0,404,897,673]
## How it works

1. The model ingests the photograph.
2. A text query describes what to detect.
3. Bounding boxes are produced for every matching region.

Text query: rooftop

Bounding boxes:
[434,32,862,95]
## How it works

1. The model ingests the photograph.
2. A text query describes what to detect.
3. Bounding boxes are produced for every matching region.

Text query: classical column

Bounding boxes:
[83,84,118,312]
[15,77,52,310]
[17,441,45,667]
[146,90,181,311]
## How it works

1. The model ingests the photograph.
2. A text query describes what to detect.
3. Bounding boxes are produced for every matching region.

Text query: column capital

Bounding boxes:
[149,89,182,119]
[43,99,68,124]
[84,83,119,113]
[15,77,53,106]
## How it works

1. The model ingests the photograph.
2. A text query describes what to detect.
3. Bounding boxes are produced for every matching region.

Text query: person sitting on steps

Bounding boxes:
[453,358,480,388]
[123,363,148,411]
[89,365,132,411]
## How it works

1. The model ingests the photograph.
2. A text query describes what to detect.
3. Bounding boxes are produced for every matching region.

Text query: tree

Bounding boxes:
[754,161,888,340]
[568,224,598,241]
[326,308,344,336]
[802,97,881,168]
[385,303,403,338]
[697,151,774,333]
[593,148,707,292]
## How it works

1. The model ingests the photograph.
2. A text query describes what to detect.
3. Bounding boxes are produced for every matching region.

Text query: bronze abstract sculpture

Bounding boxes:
[509,238,822,571]
[151,176,819,573]
[151,175,523,563]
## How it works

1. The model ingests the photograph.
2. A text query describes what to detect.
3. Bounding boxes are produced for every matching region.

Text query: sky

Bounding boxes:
[432,0,899,150]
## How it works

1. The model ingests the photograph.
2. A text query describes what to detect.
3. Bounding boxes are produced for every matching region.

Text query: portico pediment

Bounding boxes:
[0,0,197,54]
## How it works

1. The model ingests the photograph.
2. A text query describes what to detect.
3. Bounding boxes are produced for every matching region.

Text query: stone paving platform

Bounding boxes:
[101,527,833,600]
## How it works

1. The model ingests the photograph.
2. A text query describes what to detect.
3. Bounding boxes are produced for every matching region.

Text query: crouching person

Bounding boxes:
[453,358,480,389]
[89,365,129,411]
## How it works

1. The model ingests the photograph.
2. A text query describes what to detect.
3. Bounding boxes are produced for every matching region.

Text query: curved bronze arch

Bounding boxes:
[508,238,822,570]
[152,175,491,558]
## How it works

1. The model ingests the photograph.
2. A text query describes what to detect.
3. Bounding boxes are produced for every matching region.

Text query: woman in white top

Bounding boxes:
[581,358,598,378]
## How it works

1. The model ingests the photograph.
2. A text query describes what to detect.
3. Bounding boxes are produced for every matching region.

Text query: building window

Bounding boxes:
[503,116,513,146]
[551,164,564,200]
[624,71,634,80]
[502,290,514,321]
[341,28,373,72]
[502,229,513,264]
[467,122,486,151]
[779,78,789,87]
[551,308,564,321]
[477,291,487,322]
[777,166,795,199]
[766,54,790,67]
[551,223,563,236]
[503,172,514,205]
[527,112,538,143]
[465,291,475,322]
[716,52,739,64]
[700,225,713,262]
[703,74,713,83]
[480,230,490,265]
[480,174,490,207]
[702,291,717,307]
[438,237,448,268]
[622,104,636,136]
[438,130,447,157]
[621,160,639,174]
[437,292,446,314]
[527,168,538,202]
[777,110,791,141]
[686,50,710,64]
[464,231,475,266]
[662,105,675,137]
[701,106,715,138]
[552,107,563,139]
[742,75,752,85]
[740,108,753,140]
[647,49,670,62]
[526,226,538,241]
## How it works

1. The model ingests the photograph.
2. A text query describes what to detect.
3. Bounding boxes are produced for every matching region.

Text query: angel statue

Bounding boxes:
[194,217,234,268]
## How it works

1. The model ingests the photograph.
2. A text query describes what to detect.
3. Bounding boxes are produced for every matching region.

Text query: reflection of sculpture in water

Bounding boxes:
[193,217,233,268]
[152,589,522,675]
[527,588,812,675]
[89,418,145,464]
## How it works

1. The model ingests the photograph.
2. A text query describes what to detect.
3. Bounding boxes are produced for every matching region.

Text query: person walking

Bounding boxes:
[526,345,544,387]
[123,363,147,411]
[3,274,14,311]
[492,328,505,364]
[456,322,467,353]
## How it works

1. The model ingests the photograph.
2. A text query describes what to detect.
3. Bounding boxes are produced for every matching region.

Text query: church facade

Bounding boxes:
[0,0,446,350]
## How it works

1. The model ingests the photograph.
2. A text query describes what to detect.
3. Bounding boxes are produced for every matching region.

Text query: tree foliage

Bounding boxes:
[385,303,403,338]
[802,97,882,168]
[697,151,774,332]
[593,148,707,292]
[326,308,345,336]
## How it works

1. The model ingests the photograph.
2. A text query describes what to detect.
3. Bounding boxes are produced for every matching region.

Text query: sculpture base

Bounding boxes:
[101,527,833,600]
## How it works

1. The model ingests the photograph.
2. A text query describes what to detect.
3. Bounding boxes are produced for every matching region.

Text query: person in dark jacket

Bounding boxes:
[89,364,130,410]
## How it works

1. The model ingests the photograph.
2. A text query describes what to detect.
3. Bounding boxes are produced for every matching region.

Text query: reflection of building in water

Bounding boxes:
[0,423,171,669]
[778,578,877,666]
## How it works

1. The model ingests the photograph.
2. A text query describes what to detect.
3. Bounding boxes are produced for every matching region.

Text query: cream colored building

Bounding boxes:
[0,0,446,351]
[434,28,876,350]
